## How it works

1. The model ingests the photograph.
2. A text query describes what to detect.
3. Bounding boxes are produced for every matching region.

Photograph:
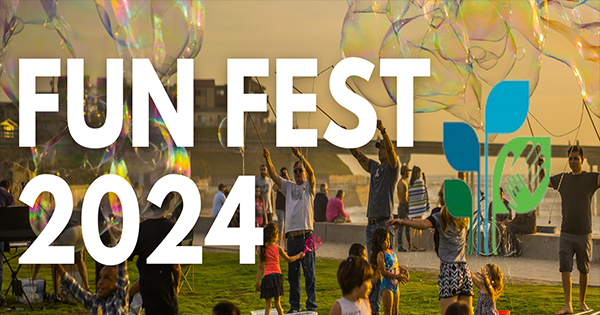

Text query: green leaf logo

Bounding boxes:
[492,137,551,215]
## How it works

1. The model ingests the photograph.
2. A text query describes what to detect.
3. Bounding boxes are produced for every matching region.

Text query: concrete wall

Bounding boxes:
[521,233,600,263]
[192,217,600,263]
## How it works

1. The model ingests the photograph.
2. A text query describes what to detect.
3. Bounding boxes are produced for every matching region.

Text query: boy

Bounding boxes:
[54,262,129,315]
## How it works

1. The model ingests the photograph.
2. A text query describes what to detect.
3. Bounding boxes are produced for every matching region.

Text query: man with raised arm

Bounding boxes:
[540,145,599,315]
[349,120,399,315]
[263,147,317,313]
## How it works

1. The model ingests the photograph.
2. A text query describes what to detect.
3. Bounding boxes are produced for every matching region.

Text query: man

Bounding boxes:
[130,192,181,315]
[313,183,329,222]
[326,190,351,223]
[0,180,14,208]
[396,165,411,252]
[488,187,513,255]
[0,179,14,293]
[263,147,317,313]
[541,145,599,315]
[349,120,399,314]
[256,165,275,223]
[211,183,227,217]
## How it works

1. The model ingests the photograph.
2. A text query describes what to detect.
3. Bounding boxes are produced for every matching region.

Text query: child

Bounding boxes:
[53,261,129,315]
[387,185,472,315]
[446,301,473,315]
[212,301,241,315]
[471,263,504,315]
[348,243,367,260]
[255,223,304,315]
[329,256,373,315]
[369,227,409,315]
[255,186,267,227]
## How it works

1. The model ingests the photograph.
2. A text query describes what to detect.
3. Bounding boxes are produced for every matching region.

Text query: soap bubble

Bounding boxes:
[341,0,599,129]
[218,117,244,154]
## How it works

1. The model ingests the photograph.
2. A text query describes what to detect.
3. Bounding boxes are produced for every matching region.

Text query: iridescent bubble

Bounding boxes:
[218,117,244,154]
[0,0,80,105]
[379,16,483,127]
[95,0,205,81]
[99,192,123,241]
[29,192,84,252]
[341,0,600,128]
[54,225,85,253]
[28,192,54,236]
[542,0,599,116]
[341,3,397,107]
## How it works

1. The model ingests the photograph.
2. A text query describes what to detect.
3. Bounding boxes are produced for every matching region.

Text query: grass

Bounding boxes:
[1,251,598,314]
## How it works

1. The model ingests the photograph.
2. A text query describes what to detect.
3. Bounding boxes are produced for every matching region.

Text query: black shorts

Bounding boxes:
[559,232,591,274]
[438,262,473,299]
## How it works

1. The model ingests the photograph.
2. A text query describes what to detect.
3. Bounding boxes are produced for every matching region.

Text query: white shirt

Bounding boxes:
[337,297,371,315]
[280,179,314,234]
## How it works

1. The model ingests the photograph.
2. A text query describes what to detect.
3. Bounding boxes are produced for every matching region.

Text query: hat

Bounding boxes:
[401,165,411,173]
[375,140,385,148]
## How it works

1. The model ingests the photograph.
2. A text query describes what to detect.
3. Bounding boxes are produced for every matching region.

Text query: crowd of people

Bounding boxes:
[0,118,596,315]
[248,134,598,315]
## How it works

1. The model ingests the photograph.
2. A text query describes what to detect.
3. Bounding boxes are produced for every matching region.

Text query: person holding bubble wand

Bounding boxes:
[387,185,472,315]
[263,146,317,312]
[538,145,599,315]
[255,222,304,315]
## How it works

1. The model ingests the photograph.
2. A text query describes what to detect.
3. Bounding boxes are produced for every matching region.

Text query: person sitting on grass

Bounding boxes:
[53,261,129,315]
[329,256,374,315]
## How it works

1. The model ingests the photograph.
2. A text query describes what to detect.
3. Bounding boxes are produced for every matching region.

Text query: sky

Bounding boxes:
[2,0,599,175]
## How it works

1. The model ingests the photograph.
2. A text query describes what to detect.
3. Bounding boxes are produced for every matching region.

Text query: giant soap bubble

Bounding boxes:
[342,0,599,128]
[1,1,205,243]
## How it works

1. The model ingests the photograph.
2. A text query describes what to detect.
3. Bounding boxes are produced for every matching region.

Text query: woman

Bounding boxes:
[407,166,429,251]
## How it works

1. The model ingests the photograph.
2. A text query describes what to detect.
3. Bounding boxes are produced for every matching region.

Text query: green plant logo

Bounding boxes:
[443,81,551,255]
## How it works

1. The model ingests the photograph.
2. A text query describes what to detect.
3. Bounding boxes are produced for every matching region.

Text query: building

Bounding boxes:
[193,77,269,132]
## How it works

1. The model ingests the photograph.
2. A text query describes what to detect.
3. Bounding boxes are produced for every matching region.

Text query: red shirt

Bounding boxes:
[264,245,281,275]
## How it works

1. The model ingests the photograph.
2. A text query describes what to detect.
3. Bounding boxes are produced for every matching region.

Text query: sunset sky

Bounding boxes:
[3,1,598,174]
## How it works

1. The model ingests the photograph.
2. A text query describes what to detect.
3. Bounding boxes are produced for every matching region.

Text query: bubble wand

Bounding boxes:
[247,112,265,149]
[255,65,342,127]
[302,234,321,254]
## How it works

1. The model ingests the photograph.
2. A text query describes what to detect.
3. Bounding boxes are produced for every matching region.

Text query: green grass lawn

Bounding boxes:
[1,251,598,314]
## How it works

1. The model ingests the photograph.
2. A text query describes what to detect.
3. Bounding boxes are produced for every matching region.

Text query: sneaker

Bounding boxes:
[287,310,299,313]
[398,246,408,252]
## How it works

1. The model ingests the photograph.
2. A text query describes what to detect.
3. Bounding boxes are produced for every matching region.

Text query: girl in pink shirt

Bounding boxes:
[255,186,267,227]
[255,223,304,315]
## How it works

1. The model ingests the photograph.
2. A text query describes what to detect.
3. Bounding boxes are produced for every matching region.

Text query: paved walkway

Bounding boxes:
[196,233,600,287]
